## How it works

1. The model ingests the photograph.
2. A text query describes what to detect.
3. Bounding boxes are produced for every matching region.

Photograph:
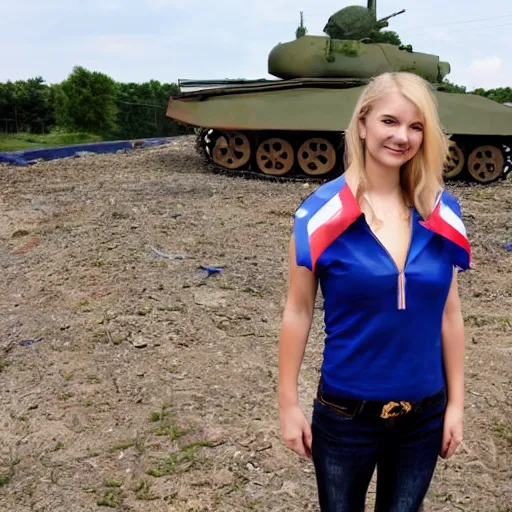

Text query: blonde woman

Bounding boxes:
[278,72,471,511]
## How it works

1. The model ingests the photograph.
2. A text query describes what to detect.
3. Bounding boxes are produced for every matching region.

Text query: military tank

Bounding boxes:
[166,1,512,183]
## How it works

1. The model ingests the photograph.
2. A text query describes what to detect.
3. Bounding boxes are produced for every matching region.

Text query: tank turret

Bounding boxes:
[268,1,450,84]
[323,0,405,41]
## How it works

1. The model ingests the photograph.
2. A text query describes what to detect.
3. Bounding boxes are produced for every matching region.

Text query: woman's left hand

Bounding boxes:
[441,403,464,459]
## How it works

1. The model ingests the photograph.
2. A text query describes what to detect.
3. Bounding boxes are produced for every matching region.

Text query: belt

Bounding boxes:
[316,385,445,420]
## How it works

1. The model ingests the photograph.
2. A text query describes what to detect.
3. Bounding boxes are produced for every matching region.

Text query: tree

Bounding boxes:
[440,80,467,94]
[60,66,118,135]
[473,87,512,104]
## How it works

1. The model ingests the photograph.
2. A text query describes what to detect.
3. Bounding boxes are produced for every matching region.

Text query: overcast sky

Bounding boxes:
[1,0,511,91]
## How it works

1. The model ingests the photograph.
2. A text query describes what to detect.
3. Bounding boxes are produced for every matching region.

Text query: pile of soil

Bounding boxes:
[0,136,510,511]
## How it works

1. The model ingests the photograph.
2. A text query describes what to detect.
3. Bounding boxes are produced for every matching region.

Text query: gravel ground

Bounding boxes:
[0,136,511,511]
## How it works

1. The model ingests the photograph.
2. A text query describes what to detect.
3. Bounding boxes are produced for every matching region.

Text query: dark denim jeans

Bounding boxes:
[311,389,446,512]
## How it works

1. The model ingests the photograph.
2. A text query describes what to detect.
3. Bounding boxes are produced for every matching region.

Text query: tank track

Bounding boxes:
[195,129,512,185]
[194,129,344,184]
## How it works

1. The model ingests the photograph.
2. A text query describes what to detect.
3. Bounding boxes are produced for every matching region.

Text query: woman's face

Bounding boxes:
[359,91,424,171]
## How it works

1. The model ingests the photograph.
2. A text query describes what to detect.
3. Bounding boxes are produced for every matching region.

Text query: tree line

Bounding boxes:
[0,65,511,141]
[0,66,193,139]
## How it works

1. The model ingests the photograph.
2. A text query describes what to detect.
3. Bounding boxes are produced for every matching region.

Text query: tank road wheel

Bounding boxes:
[255,138,294,175]
[297,138,337,176]
[444,140,465,179]
[211,132,251,169]
[467,145,505,183]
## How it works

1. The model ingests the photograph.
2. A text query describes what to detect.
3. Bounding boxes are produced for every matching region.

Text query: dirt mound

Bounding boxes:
[0,136,511,511]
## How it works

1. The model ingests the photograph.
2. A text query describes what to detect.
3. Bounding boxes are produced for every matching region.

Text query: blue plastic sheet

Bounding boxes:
[0,137,173,166]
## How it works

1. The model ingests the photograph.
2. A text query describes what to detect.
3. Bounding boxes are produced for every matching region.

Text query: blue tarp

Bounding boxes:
[0,137,173,166]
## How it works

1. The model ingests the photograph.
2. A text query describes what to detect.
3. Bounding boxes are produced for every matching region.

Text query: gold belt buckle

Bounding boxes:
[380,400,413,419]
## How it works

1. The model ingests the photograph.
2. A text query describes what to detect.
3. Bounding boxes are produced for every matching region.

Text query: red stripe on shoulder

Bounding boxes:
[309,183,362,272]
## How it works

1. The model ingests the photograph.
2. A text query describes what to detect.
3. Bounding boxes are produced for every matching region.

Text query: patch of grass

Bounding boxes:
[492,420,512,447]
[97,491,121,508]
[182,441,215,450]
[0,359,10,372]
[63,374,73,381]
[59,392,73,401]
[53,442,64,451]
[104,480,123,488]
[154,424,188,439]
[91,259,105,267]
[87,375,100,383]
[145,440,215,478]
[87,447,99,457]
[0,131,103,152]
[0,475,11,487]
[110,440,134,452]
[146,445,199,477]
[149,411,163,422]
[134,480,157,501]
[149,405,188,440]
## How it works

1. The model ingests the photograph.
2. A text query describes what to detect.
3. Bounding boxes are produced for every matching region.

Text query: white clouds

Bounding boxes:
[1,0,511,89]
[468,56,503,75]
[462,56,512,89]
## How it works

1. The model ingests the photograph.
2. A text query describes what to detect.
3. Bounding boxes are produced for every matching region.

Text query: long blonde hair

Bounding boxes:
[344,72,449,219]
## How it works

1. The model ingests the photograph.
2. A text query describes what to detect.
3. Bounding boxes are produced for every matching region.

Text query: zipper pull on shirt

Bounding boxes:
[398,271,406,310]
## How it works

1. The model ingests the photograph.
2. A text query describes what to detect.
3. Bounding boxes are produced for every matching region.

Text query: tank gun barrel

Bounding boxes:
[377,8,405,24]
[367,0,376,18]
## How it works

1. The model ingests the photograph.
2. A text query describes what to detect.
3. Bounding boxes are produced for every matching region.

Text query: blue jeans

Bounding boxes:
[311,389,446,512]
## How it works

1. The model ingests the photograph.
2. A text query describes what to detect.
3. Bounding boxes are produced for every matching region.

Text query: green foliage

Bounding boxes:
[324,6,375,40]
[331,40,366,57]
[438,82,512,103]
[114,80,188,140]
[440,80,467,94]
[0,131,102,151]
[0,66,193,144]
[398,44,413,53]
[472,87,512,104]
[0,77,54,133]
[60,66,118,136]
[371,30,402,46]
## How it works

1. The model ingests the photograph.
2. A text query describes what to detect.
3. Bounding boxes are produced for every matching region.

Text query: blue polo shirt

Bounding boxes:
[294,175,471,402]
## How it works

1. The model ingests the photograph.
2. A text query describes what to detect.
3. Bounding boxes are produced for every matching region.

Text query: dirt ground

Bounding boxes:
[0,136,511,512]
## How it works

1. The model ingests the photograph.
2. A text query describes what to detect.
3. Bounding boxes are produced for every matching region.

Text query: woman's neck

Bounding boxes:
[364,154,402,198]
[345,165,404,203]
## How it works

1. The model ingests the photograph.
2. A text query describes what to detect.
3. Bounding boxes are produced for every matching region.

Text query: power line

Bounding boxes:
[401,13,512,31]
[445,21,512,33]
[304,12,512,30]
[117,100,166,109]
[411,21,512,37]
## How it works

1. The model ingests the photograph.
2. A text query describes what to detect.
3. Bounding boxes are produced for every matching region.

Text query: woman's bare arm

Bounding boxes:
[278,236,318,410]
[441,269,465,409]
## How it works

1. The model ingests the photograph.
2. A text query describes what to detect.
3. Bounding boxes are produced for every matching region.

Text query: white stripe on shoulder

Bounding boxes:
[440,201,467,237]
[307,194,342,237]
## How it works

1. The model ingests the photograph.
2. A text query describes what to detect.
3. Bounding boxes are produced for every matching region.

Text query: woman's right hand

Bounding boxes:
[279,405,313,458]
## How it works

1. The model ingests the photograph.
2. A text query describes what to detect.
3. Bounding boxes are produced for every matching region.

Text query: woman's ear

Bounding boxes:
[358,118,366,140]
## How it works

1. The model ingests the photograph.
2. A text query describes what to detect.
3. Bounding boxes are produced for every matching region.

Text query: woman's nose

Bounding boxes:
[394,126,408,143]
